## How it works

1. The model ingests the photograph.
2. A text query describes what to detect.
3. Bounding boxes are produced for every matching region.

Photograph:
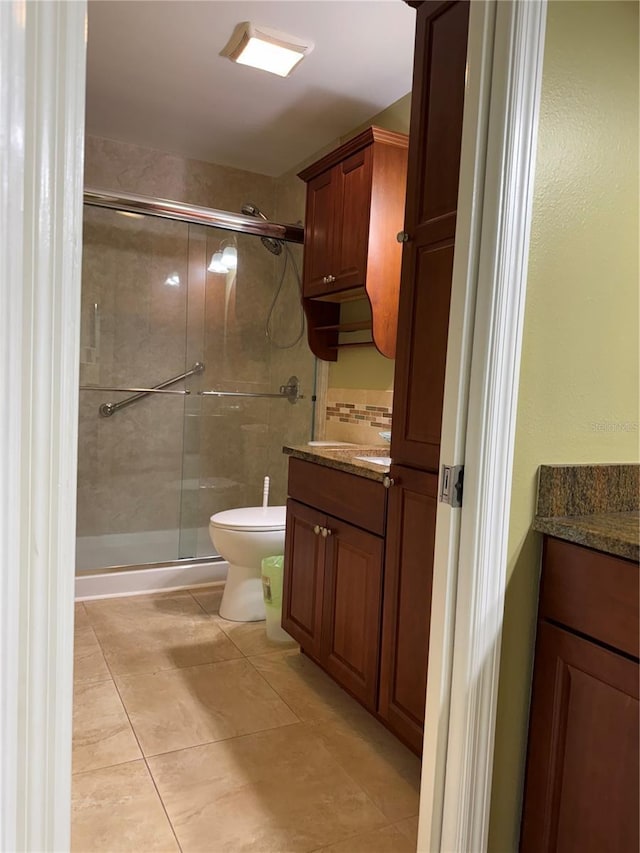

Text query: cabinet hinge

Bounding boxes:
[440,464,464,508]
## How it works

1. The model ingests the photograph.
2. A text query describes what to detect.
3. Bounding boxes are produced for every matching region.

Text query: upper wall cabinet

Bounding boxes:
[298,127,409,361]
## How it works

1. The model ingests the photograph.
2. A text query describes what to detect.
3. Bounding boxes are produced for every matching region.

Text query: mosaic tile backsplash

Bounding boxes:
[324,388,393,444]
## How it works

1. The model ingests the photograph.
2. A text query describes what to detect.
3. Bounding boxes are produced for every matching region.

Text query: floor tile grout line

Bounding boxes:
[71,755,149,779]
[244,655,422,827]
[136,719,304,764]
[187,588,214,616]
[188,587,254,658]
[305,821,399,853]
[102,645,184,853]
[245,652,305,724]
[187,586,301,662]
[72,610,185,848]
[143,755,184,853]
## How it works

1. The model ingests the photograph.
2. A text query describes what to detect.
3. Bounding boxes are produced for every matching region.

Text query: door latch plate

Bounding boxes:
[440,464,464,508]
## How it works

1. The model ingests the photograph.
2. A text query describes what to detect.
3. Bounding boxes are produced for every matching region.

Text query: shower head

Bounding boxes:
[242,202,284,256]
[241,203,269,221]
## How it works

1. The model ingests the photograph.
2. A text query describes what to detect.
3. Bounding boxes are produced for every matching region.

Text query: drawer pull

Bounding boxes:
[313,524,321,535]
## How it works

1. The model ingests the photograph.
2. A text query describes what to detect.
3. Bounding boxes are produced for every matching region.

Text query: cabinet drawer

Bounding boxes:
[287,457,386,535]
[540,537,639,658]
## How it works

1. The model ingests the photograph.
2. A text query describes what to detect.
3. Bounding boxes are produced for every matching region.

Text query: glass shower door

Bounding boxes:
[77,205,316,573]
[77,206,192,571]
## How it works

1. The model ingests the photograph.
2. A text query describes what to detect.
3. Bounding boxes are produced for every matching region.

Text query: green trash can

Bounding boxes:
[261,556,294,643]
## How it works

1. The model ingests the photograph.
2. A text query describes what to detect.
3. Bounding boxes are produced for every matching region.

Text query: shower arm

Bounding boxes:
[80,362,205,417]
[201,376,302,405]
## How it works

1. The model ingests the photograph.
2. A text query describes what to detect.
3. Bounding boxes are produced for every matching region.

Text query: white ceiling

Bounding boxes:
[85,1,415,176]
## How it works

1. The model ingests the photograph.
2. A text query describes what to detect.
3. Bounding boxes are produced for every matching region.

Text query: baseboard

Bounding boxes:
[75,561,228,601]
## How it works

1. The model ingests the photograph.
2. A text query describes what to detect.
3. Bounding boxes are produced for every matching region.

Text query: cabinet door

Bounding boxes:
[282,500,325,659]
[302,169,337,297]
[331,146,373,292]
[378,465,438,753]
[391,0,470,472]
[521,622,639,853]
[320,516,384,710]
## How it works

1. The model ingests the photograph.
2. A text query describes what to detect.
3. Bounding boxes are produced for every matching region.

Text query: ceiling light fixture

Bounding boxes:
[221,22,312,78]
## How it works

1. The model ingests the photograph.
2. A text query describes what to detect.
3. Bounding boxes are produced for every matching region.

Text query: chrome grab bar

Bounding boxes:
[80,362,205,417]
[201,375,302,405]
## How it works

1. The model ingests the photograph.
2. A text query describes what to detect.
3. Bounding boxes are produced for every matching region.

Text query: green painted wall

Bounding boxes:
[488,3,639,849]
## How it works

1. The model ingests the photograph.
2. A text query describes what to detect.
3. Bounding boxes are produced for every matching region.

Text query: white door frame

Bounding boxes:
[0,2,87,850]
[418,1,547,850]
[0,0,546,849]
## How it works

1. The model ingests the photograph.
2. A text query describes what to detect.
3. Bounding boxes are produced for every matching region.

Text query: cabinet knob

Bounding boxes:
[396,231,410,243]
[322,276,328,285]
[321,527,332,537]
[383,475,395,489]
[327,274,335,283]
[313,524,321,535]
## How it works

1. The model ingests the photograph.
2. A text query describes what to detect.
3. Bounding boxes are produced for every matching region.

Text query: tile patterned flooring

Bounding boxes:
[72,590,421,852]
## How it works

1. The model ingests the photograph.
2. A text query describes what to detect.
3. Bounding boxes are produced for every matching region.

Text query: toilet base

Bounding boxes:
[219,563,266,622]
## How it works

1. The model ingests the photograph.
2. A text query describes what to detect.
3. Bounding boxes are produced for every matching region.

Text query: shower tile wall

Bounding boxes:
[77,138,316,568]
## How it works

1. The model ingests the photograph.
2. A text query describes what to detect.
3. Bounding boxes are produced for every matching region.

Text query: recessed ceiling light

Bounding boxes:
[222,22,312,78]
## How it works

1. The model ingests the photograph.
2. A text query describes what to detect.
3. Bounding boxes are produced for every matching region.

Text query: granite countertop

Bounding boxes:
[533,511,639,562]
[283,444,391,482]
[533,464,639,562]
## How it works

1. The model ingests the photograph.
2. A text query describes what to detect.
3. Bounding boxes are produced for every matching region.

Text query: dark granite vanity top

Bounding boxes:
[533,464,639,562]
[283,444,391,482]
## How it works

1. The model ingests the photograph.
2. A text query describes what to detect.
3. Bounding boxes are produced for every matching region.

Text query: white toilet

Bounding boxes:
[209,505,286,622]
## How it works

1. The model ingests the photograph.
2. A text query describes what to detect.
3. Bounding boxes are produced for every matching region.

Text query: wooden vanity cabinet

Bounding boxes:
[520,538,639,853]
[282,460,386,711]
[298,127,409,360]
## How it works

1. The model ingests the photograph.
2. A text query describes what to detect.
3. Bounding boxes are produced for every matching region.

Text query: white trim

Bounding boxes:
[436,2,548,851]
[417,1,498,849]
[75,564,228,601]
[0,2,87,850]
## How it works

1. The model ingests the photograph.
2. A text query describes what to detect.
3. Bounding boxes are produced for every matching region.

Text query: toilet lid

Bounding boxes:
[210,505,286,532]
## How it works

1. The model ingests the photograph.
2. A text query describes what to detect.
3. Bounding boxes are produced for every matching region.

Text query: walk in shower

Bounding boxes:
[76,190,316,574]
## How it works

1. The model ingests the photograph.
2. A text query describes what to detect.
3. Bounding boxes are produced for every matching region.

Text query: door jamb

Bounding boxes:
[418,1,548,850]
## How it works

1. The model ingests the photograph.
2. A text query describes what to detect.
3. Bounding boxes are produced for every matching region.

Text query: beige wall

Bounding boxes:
[488,3,639,849]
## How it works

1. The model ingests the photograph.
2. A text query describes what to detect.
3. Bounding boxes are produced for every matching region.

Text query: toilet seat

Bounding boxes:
[210,505,286,533]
